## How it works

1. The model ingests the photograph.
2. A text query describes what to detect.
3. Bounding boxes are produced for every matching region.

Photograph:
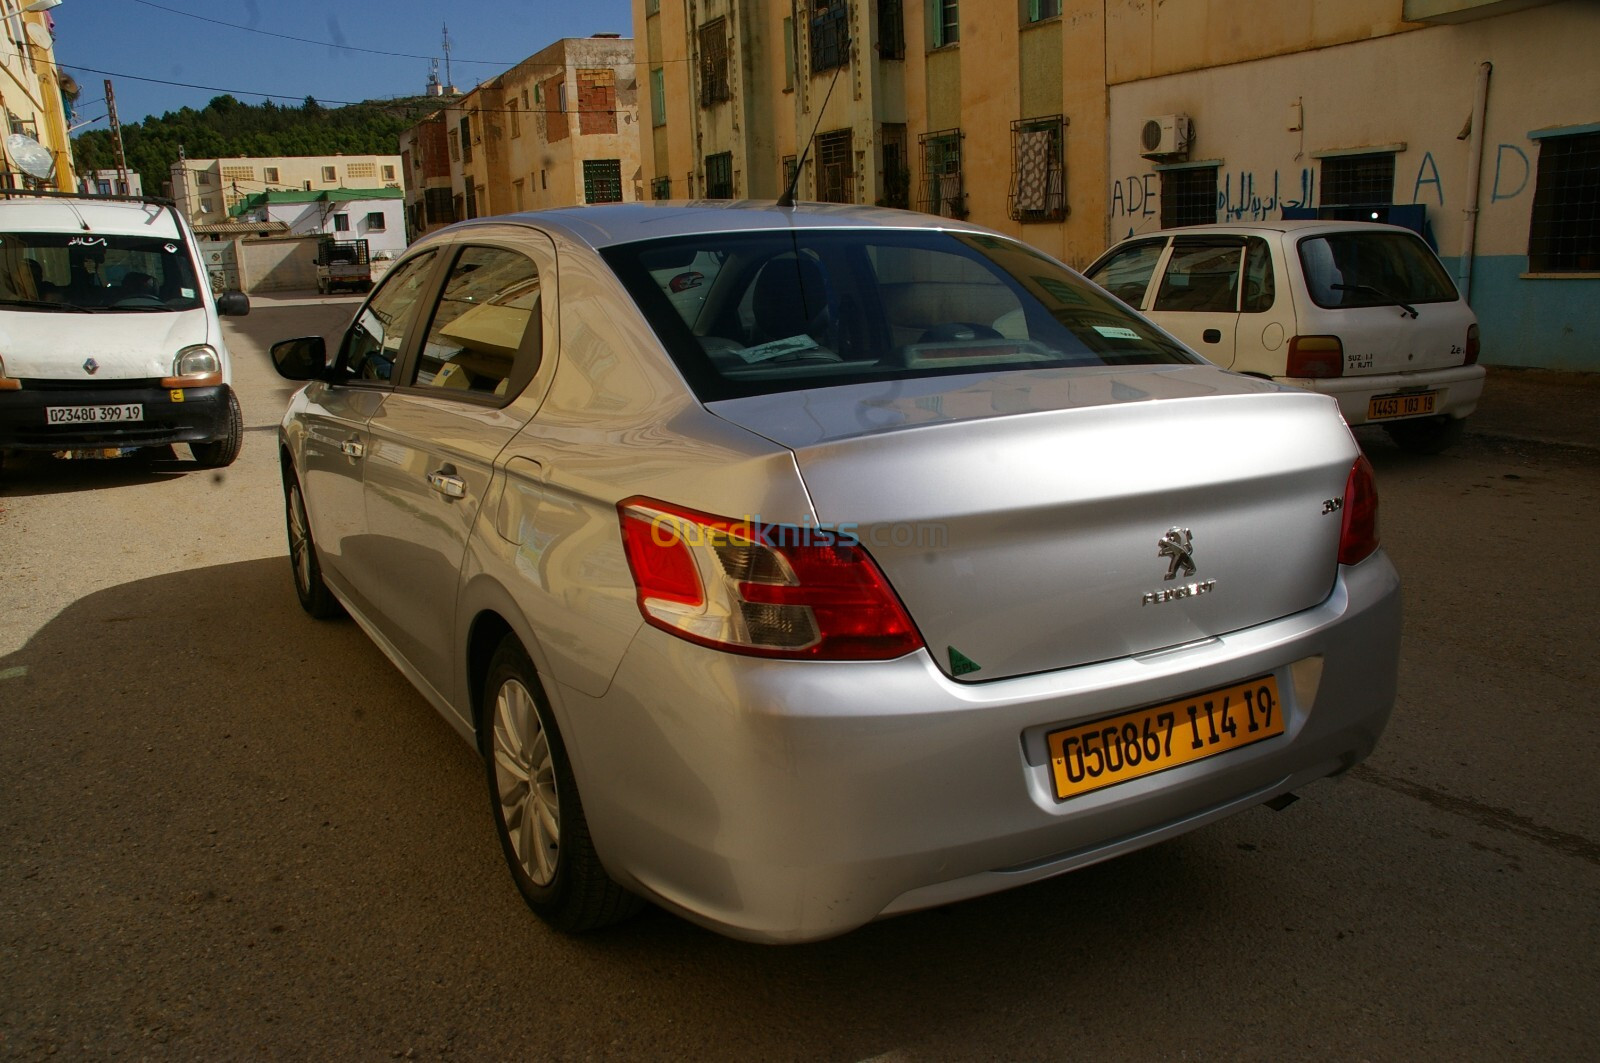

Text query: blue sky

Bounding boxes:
[59,0,636,128]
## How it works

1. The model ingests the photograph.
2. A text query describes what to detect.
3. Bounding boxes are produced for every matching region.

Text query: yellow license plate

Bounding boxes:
[1046,676,1284,801]
[1367,391,1438,420]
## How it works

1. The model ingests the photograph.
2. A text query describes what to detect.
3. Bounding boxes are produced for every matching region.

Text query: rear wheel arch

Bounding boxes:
[467,609,516,754]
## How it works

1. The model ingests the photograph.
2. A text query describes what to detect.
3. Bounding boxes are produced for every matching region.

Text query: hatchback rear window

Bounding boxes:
[1297,231,1458,310]
[603,229,1196,401]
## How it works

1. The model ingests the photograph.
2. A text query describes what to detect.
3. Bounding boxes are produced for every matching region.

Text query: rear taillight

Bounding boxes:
[1338,455,1380,566]
[0,356,18,391]
[618,499,924,661]
[1286,336,1343,378]
[1464,323,1480,365]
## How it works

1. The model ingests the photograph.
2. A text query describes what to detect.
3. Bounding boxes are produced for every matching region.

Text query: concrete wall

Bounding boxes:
[239,236,319,293]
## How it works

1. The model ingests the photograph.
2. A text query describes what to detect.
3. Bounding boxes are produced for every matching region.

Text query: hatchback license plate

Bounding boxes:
[1367,391,1437,421]
[46,404,144,425]
[1046,676,1284,801]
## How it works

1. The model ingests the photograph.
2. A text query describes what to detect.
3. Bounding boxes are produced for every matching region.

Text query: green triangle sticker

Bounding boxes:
[948,646,982,676]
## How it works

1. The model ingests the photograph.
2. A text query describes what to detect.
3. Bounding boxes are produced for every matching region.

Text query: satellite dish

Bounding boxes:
[5,134,55,182]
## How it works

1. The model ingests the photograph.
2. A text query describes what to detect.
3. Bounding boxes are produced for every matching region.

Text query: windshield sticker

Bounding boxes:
[164,243,178,254]
[1093,325,1142,340]
[69,236,107,247]
[738,334,820,364]
[180,288,195,298]
[1033,276,1088,306]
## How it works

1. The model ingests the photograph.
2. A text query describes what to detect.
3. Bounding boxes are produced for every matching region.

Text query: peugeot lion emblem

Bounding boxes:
[1158,528,1196,580]
[82,358,100,376]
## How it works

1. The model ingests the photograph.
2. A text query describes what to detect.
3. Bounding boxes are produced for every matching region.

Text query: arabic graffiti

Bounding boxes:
[1218,168,1316,221]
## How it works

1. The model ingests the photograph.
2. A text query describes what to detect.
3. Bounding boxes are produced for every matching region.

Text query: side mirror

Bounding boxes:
[271,336,328,380]
[216,290,251,317]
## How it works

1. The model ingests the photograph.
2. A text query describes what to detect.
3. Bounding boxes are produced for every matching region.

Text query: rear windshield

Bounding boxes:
[602,229,1196,401]
[0,231,204,313]
[1296,231,1458,310]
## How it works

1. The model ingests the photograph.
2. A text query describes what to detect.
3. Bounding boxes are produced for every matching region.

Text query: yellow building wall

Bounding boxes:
[3,10,76,189]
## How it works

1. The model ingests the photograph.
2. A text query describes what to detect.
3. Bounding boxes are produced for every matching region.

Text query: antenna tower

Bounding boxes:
[442,23,456,94]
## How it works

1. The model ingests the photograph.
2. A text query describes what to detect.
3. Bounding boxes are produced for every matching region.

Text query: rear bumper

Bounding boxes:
[0,383,233,452]
[553,551,1403,943]
[1285,364,1486,426]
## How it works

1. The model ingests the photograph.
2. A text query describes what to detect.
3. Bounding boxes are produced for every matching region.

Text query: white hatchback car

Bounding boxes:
[1085,221,1485,453]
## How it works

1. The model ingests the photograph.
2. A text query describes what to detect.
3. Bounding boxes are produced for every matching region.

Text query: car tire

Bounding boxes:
[483,635,641,933]
[191,389,243,468]
[283,469,343,619]
[1384,415,1466,455]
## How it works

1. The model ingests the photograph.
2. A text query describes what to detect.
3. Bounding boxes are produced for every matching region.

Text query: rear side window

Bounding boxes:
[411,246,543,401]
[1153,239,1243,313]
[603,229,1196,402]
[1297,231,1458,309]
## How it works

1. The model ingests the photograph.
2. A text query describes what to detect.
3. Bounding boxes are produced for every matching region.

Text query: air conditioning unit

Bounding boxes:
[1140,114,1192,159]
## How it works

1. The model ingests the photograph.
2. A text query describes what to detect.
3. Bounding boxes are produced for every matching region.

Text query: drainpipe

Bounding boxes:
[1459,61,1492,303]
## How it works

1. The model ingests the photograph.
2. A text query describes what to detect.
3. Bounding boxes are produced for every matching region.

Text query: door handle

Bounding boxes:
[427,466,467,499]
[1202,329,1223,344]
[341,438,365,459]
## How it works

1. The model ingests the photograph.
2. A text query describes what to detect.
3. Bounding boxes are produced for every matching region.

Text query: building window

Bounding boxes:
[919,128,964,217]
[321,166,337,183]
[383,164,396,181]
[646,0,659,12]
[1527,130,1600,272]
[200,197,215,214]
[513,179,525,210]
[464,185,478,220]
[930,0,958,48]
[651,68,667,127]
[783,18,796,90]
[817,129,854,203]
[878,0,905,59]
[699,19,730,106]
[263,166,279,184]
[1320,152,1394,207]
[1160,165,1219,228]
[811,1,850,74]
[584,159,624,204]
[1009,115,1066,223]
[651,176,672,200]
[706,152,734,199]
[1025,0,1061,21]
[366,212,386,231]
[880,124,909,208]
[782,155,799,193]
[333,213,350,232]
[459,116,473,165]
[198,171,212,186]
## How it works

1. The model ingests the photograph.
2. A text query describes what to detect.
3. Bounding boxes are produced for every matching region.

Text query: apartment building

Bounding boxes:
[0,0,75,190]
[400,35,641,238]
[168,154,403,229]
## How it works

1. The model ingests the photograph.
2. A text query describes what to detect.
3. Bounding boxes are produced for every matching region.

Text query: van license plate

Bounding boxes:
[1367,391,1438,420]
[46,404,144,425]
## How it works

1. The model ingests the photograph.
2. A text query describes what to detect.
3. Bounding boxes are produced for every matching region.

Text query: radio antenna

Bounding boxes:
[776,61,845,209]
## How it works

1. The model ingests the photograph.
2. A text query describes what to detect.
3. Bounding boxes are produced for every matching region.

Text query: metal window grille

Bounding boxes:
[810,1,850,74]
[1160,166,1218,228]
[877,0,904,59]
[651,176,672,200]
[706,152,734,199]
[1009,115,1066,223]
[880,124,909,208]
[1320,153,1394,207]
[918,128,965,217]
[817,129,854,203]
[1528,131,1600,272]
[584,159,624,204]
[699,19,730,107]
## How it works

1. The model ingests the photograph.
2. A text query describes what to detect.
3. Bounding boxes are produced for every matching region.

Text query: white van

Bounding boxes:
[0,191,250,469]
[1085,220,1485,453]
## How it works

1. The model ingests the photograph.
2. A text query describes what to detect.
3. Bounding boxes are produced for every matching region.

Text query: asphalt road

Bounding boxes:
[2,299,1597,1059]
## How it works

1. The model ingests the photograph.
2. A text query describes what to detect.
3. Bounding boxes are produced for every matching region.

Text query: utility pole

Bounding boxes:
[104,79,129,193]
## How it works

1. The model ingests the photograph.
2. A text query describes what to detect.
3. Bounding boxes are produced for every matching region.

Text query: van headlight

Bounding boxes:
[163,344,223,387]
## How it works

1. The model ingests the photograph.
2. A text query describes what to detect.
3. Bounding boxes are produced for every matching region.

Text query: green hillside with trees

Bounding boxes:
[72,95,446,194]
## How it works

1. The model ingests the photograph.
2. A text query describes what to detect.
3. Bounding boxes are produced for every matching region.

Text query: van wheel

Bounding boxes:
[1384,415,1465,455]
[483,635,641,932]
[191,390,243,468]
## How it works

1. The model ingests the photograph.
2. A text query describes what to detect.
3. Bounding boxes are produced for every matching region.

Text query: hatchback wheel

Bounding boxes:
[484,636,640,932]
[1384,415,1465,455]
[283,470,342,619]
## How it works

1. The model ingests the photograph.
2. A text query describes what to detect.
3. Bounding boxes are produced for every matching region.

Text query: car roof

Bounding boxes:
[1112,219,1422,242]
[416,201,1000,253]
[0,195,184,239]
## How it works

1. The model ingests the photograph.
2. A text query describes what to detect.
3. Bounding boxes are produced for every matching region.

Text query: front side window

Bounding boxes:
[0,230,205,313]
[602,229,1195,402]
[1297,231,1458,309]
[1084,239,1164,308]
[336,251,437,383]
[412,246,543,400]
[1159,165,1218,228]
[1528,130,1600,272]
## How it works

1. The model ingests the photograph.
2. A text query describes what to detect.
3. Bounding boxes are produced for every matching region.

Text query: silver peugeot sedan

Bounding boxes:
[271,203,1400,944]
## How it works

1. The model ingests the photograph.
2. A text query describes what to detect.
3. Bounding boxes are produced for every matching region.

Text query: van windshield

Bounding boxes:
[0,231,205,313]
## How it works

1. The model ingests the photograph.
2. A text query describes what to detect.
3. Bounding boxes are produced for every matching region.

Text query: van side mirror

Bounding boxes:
[271,336,327,380]
[217,290,251,317]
